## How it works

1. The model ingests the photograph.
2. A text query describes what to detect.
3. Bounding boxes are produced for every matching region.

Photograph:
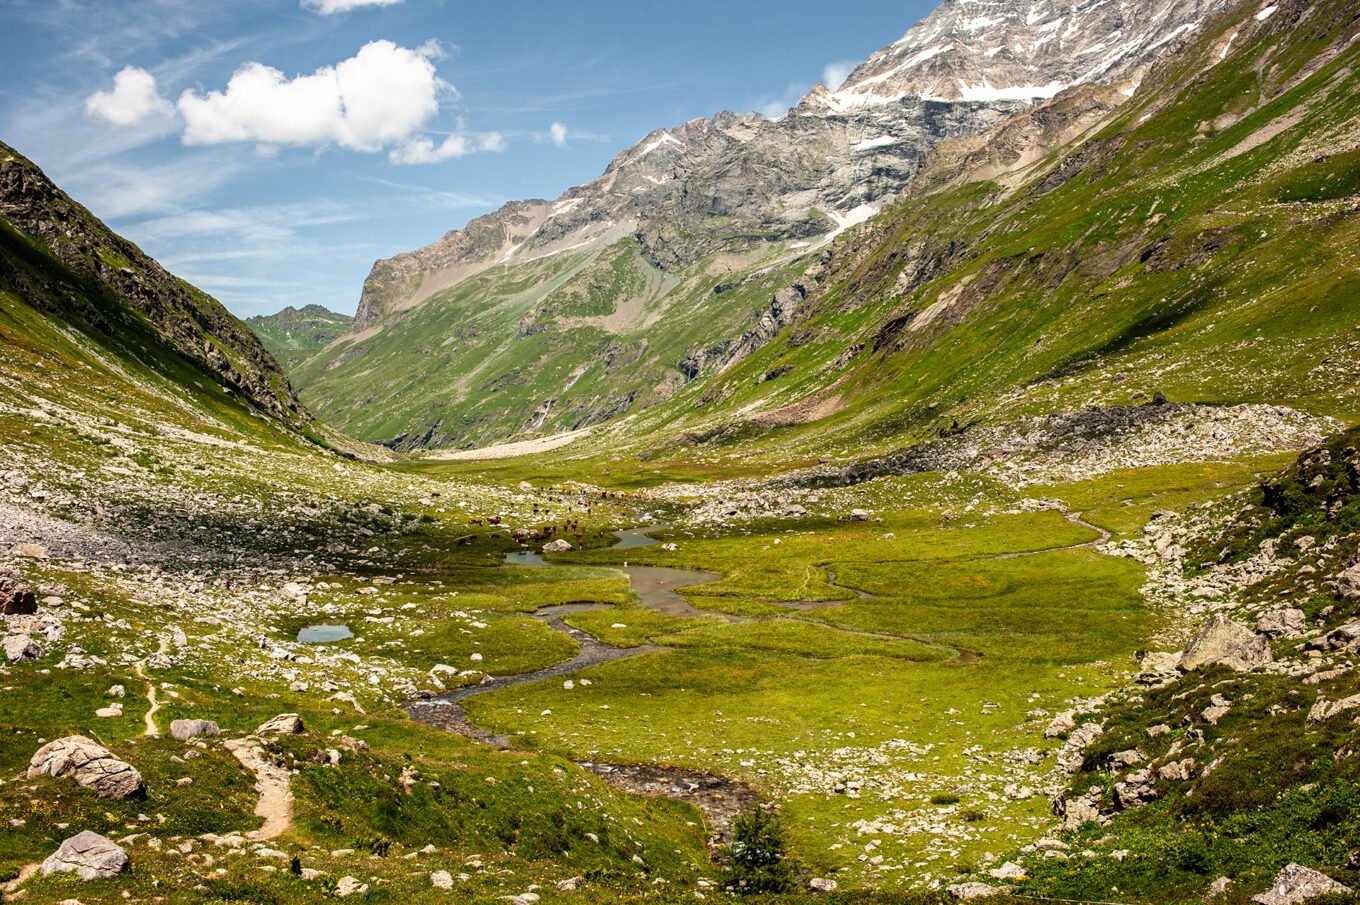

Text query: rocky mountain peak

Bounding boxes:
[810,0,1233,110]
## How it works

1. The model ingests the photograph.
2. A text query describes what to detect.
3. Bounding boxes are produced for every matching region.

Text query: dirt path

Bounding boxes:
[135,635,171,737]
[223,738,294,840]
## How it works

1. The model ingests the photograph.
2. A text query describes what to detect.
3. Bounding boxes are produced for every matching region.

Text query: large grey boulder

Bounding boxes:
[1179,616,1272,672]
[28,736,144,799]
[541,539,574,553]
[41,830,128,880]
[171,719,221,741]
[3,633,42,661]
[1252,864,1351,905]
[0,567,37,615]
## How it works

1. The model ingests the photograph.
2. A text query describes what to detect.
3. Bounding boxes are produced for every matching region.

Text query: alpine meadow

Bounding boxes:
[2,0,1359,904]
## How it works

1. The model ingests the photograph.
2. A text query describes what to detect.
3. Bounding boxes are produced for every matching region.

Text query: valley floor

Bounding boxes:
[5,376,1357,905]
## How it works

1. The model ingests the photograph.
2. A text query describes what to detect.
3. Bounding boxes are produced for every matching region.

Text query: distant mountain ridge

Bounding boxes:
[247,304,353,372]
[289,0,1238,450]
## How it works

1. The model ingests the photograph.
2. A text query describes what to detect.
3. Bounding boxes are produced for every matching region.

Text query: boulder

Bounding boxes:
[0,568,37,615]
[171,719,221,741]
[40,831,128,881]
[809,877,838,893]
[555,876,585,893]
[1057,722,1104,773]
[542,539,574,553]
[28,736,144,799]
[1334,564,1360,600]
[1252,864,1351,905]
[1043,710,1076,737]
[1206,877,1232,900]
[988,862,1027,880]
[849,509,871,522]
[336,876,368,897]
[1137,650,1183,684]
[3,633,42,661]
[11,543,48,559]
[256,713,304,735]
[1257,607,1308,638]
[431,870,454,890]
[1179,616,1272,672]
[947,881,1000,900]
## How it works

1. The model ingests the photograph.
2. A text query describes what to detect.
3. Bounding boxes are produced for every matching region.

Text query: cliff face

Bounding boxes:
[0,141,308,427]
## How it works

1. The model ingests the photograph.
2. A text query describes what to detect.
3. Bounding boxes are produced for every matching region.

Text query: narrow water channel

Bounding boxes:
[404,525,755,840]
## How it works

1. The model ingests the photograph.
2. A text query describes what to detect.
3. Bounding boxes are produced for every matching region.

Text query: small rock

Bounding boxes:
[948,881,1000,900]
[3,633,42,662]
[41,831,128,880]
[1257,607,1307,638]
[809,877,838,893]
[336,875,368,897]
[556,876,584,892]
[431,870,454,890]
[1206,876,1232,900]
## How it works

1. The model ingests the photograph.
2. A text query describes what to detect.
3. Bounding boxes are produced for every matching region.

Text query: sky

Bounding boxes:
[0,0,935,318]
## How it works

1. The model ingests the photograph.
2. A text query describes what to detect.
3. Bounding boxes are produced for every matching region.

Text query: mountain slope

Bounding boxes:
[289,0,1230,450]
[0,141,308,430]
[247,304,353,372]
[600,0,1360,467]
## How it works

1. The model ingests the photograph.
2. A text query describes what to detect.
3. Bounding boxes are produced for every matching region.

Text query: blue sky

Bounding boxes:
[0,0,934,318]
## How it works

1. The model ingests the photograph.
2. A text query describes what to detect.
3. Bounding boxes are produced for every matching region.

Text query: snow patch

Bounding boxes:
[1256,4,1277,20]
[957,79,1065,102]
[852,135,899,152]
[634,131,683,159]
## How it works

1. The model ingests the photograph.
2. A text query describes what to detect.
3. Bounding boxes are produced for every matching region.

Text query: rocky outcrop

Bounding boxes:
[40,831,129,881]
[1178,616,1272,672]
[28,737,144,799]
[0,567,36,614]
[1252,864,1352,905]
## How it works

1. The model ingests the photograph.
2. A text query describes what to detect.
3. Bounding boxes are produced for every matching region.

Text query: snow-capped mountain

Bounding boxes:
[352,0,1229,331]
[819,0,1229,109]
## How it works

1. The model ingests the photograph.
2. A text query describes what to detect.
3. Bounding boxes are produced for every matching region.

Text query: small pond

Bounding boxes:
[297,622,354,644]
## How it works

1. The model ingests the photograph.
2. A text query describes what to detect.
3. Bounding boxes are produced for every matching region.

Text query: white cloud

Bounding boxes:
[549,121,569,147]
[177,40,446,153]
[84,66,176,128]
[822,60,859,91]
[389,131,506,165]
[301,0,404,14]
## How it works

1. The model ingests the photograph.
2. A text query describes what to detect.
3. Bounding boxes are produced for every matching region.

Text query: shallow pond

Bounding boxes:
[297,622,353,644]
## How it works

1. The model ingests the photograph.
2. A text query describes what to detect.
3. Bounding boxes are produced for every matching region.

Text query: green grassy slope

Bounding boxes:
[0,140,311,433]
[634,0,1360,462]
[246,304,353,372]
[291,237,806,449]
